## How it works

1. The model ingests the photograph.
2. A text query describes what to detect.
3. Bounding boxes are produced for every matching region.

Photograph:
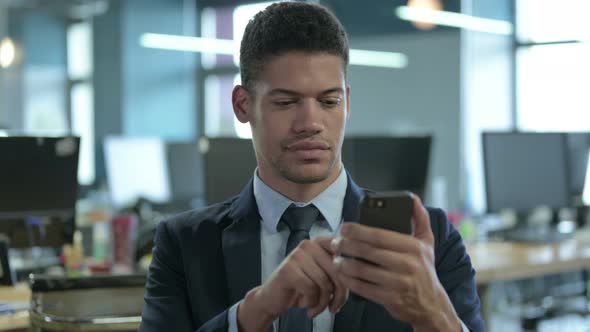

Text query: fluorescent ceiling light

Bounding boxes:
[395,5,513,35]
[139,33,408,69]
[140,33,236,55]
[350,49,407,68]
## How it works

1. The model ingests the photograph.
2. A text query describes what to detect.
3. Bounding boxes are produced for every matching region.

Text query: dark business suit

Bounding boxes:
[139,174,484,332]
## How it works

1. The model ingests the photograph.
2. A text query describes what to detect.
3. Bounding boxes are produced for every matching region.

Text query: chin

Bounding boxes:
[279,162,336,184]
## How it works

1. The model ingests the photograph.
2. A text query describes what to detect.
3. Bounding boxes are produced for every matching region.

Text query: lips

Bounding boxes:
[286,140,330,160]
[287,140,329,151]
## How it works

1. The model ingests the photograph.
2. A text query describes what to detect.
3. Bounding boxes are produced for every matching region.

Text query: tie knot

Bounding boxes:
[280,204,320,233]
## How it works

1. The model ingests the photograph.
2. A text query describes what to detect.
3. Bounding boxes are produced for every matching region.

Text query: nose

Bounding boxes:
[292,98,324,134]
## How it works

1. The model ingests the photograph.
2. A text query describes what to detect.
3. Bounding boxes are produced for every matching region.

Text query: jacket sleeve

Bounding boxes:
[139,220,230,332]
[430,208,485,332]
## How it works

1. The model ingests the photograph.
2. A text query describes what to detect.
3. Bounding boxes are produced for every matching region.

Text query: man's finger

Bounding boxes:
[332,237,416,273]
[316,236,336,254]
[334,256,412,289]
[338,273,387,305]
[340,223,419,254]
[411,195,434,246]
[305,239,348,314]
[292,244,333,310]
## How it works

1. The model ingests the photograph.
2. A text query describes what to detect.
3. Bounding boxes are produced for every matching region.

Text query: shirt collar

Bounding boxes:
[253,166,348,234]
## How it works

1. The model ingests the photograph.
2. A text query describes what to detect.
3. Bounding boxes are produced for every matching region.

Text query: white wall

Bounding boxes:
[461,31,513,214]
[347,30,462,210]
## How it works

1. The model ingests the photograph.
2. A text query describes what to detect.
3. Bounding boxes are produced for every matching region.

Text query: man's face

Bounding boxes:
[239,52,350,184]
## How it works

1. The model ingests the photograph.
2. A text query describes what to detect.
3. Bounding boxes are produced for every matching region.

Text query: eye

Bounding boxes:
[272,100,297,107]
[321,98,342,107]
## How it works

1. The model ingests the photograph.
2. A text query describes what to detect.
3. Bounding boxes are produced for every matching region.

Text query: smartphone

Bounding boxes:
[358,191,414,235]
[349,191,414,301]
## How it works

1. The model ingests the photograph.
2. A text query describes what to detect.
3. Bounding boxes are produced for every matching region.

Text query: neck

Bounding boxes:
[258,163,342,203]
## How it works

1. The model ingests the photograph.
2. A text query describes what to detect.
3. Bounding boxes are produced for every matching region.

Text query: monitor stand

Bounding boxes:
[499,210,574,243]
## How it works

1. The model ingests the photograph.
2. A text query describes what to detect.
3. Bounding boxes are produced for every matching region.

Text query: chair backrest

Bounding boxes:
[0,236,12,286]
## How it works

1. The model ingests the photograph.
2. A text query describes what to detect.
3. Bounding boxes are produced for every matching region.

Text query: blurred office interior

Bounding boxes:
[1,0,590,331]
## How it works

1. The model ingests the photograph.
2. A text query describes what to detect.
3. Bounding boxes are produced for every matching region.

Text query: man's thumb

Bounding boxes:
[412,195,434,246]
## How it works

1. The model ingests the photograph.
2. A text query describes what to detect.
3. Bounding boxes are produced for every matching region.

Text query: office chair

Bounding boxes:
[0,235,13,286]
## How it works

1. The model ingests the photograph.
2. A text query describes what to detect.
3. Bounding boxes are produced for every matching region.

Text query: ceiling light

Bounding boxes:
[407,0,443,30]
[0,37,16,68]
[140,33,408,69]
[396,5,513,35]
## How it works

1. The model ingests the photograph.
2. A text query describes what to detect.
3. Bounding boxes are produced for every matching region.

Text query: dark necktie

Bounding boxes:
[278,204,320,332]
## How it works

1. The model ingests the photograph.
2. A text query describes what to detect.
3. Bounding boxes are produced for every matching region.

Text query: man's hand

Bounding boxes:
[238,237,348,332]
[331,196,461,332]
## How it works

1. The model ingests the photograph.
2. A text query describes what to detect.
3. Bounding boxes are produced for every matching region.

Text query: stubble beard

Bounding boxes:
[271,150,339,184]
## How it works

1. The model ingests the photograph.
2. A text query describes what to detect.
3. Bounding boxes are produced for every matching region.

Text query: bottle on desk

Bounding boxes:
[62,231,85,276]
[111,214,138,274]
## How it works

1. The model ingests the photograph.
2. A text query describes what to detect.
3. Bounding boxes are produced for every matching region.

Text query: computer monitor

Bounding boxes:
[483,132,570,213]
[565,133,590,205]
[167,142,204,208]
[104,137,171,209]
[0,136,80,248]
[201,137,257,204]
[0,136,80,217]
[200,136,432,204]
[341,136,432,198]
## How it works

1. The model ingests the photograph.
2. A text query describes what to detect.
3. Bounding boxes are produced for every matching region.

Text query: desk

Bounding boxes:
[468,230,590,284]
[3,238,590,331]
[0,285,30,331]
[467,230,590,331]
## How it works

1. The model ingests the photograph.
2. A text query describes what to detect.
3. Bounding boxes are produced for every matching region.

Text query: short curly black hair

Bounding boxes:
[239,1,349,93]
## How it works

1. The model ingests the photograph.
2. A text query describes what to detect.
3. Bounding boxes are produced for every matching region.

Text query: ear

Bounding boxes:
[232,85,252,124]
[345,85,351,120]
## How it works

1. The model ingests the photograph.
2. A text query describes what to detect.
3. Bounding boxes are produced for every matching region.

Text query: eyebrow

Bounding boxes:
[267,87,344,97]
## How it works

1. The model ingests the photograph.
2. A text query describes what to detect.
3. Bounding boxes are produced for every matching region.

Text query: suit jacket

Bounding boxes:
[139,174,484,332]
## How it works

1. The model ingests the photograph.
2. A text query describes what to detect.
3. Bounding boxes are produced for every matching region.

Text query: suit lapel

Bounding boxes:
[222,179,262,305]
[334,173,367,332]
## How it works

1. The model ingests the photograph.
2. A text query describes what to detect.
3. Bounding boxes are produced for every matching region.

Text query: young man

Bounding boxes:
[140,2,483,332]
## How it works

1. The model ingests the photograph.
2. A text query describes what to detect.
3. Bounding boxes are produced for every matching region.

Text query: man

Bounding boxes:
[140,2,484,332]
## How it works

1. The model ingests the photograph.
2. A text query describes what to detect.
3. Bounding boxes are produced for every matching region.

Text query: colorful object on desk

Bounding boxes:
[112,214,138,273]
[92,221,110,263]
[458,217,477,243]
[62,231,85,273]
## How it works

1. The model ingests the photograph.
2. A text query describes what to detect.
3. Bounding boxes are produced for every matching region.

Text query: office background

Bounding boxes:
[0,0,520,212]
[1,0,590,331]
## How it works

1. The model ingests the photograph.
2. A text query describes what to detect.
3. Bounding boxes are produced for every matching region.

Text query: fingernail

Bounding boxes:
[330,237,341,250]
